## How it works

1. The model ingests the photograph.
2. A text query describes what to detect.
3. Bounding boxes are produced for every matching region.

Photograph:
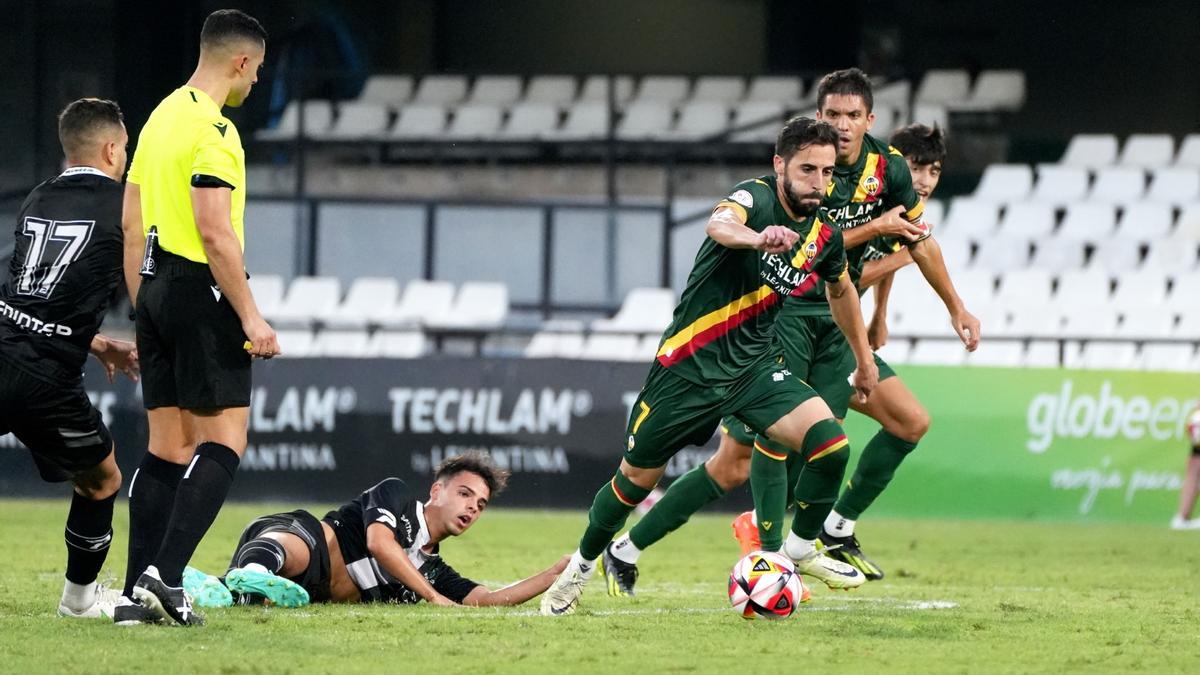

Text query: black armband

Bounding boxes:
[190,174,236,190]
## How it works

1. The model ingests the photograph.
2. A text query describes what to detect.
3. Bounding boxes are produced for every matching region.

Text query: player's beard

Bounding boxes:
[783,179,821,217]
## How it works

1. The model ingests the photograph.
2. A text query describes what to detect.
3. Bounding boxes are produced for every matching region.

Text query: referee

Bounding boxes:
[119,9,276,627]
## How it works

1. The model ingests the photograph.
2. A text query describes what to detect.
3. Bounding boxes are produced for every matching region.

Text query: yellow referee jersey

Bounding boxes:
[127,86,246,264]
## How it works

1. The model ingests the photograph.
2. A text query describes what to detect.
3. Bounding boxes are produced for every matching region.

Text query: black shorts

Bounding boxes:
[135,250,251,409]
[229,509,332,603]
[0,357,113,482]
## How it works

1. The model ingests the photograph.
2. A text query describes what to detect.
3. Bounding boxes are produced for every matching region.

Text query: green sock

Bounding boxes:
[579,472,652,561]
[629,464,725,550]
[834,429,918,520]
[750,436,790,551]
[791,419,851,539]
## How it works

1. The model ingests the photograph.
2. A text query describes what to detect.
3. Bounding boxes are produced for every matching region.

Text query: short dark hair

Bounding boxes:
[434,452,509,498]
[58,98,124,159]
[816,67,874,113]
[775,115,839,161]
[890,123,947,167]
[200,9,267,52]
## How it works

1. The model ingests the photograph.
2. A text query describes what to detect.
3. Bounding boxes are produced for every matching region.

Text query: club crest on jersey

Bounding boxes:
[627,434,636,450]
[728,189,754,208]
[803,240,818,260]
[861,175,881,197]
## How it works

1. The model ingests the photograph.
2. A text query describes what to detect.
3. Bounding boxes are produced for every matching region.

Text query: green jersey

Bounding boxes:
[655,175,848,386]
[784,133,925,316]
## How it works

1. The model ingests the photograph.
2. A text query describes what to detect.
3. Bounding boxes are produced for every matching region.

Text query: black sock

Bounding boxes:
[232,537,286,574]
[124,452,186,596]
[152,442,241,587]
[65,490,116,586]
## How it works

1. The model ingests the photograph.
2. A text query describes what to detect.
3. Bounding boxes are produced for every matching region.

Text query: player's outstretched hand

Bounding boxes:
[867,315,889,350]
[852,360,879,404]
[952,308,981,351]
[243,314,281,359]
[755,225,799,255]
[91,335,139,383]
[430,593,457,607]
[875,205,926,242]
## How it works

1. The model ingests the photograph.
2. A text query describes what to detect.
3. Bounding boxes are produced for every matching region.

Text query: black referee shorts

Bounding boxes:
[135,250,251,409]
[228,510,333,603]
[0,357,113,482]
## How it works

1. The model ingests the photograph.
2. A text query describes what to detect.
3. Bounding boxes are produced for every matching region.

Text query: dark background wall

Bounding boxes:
[1,0,1196,195]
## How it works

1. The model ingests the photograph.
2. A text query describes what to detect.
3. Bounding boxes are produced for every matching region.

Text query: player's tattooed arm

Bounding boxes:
[909,237,981,351]
[462,554,571,607]
[706,207,797,254]
[365,522,456,606]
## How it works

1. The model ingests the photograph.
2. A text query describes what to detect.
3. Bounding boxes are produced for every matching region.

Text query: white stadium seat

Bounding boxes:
[1057,134,1118,169]
[972,305,1011,337]
[745,76,804,104]
[312,330,371,357]
[633,75,691,104]
[943,199,999,238]
[1062,306,1119,338]
[1110,271,1168,308]
[1030,237,1086,271]
[358,75,414,109]
[1077,341,1139,370]
[367,331,429,358]
[579,75,635,104]
[731,102,786,142]
[384,280,455,327]
[275,330,316,358]
[914,69,971,106]
[524,75,578,106]
[524,331,586,358]
[1176,134,1200,168]
[498,103,560,140]
[326,277,400,328]
[969,164,1036,204]
[579,334,642,361]
[427,282,509,330]
[1142,237,1198,275]
[907,338,967,366]
[1119,134,1175,168]
[636,334,662,361]
[412,75,468,105]
[1056,204,1115,241]
[1088,238,1145,273]
[1144,168,1200,206]
[947,267,995,303]
[593,287,676,333]
[1055,270,1113,306]
[467,76,523,106]
[1088,167,1147,204]
[1031,166,1090,206]
[1115,306,1175,339]
[670,102,730,141]
[249,275,285,320]
[1007,304,1063,338]
[256,100,334,140]
[936,234,974,271]
[616,101,674,140]
[922,199,946,228]
[691,76,745,104]
[994,269,1053,310]
[323,102,390,140]
[549,101,611,141]
[389,104,448,139]
[1024,340,1062,367]
[965,340,1025,367]
[444,104,503,140]
[997,202,1056,238]
[272,276,341,327]
[1166,272,1200,312]
[1179,203,1200,238]
[969,235,1031,273]
[1139,344,1197,372]
[1177,312,1200,339]
[957,70,1025,111]
[873,79,912,108]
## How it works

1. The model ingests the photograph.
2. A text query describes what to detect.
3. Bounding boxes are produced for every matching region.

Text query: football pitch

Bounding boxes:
[1,499,1197,673]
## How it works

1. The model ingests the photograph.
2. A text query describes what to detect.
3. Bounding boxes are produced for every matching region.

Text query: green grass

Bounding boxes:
[1,499,1199,673]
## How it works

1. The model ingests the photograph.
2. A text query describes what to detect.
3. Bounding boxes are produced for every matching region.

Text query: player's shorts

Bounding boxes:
[228,509,332,603]
[135,250,251,409]
[723,314,897,445]
[622,355,820,469]
[0,357,113,482]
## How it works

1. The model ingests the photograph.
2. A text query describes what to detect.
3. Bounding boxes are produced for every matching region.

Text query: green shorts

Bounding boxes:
[622,356,820,469]
[723,314,897,445]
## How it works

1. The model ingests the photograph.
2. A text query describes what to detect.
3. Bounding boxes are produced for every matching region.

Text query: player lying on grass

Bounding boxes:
[179,453,568,611]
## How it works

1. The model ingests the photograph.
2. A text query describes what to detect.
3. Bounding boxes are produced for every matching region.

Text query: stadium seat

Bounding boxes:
[994,269,1053,310]
[427,281,509,330]
[670,101,731,141]
[873,79,912,109]
[947,267,995,302]
[635,333,662,361]
[633,75,691,104]
[322,102,390,140]
[524,330,586,358]
[1055,270,1113,306]
[272,276,341,327]
[943,199,1000,238]
[444,104,504,140]
[498,103,560,140]
[1057,134,1118,169]
[275,330,316,358]
[1144,168,1200,206]
[1030,166,1090,206]
[389,104,448,139]
[256,100,334,140]
[1007,304,1063,338]
[524,75,578,106]
[366,331,429,358]
[874,338,911,365]
[1062,306,1119,338]
[412,75,468,105]
[730,102,786,142]
[466,76,523,106]
[1111,271,1168,308]
[1024,340,1062,367]
[579,75,635,105]
[907,338,967,366]
[549,101,611,141]
[1139,343,1196,371]
[965,340,1024,367]
[1077,341,1139,370]
[1179,203,1200,238]
[935,234,973,270]
[910,104,947,130]
[691,76,745,104]
[922,199,946,227]
[997,202,1056,238]
[1115,306,1175,339]
[970,235,1031,273]
[971,305,1010,337]
[1142,236,1198,275]
[593,287,676,333]
[1176,134,1200,168]
[325,277,401,328]
[616,101,675,140]
[1166,271,1200,311]
[311,329,371,357]
[1118,134,1175,168]
[1030,237,1086,271]
[358,75,415,109]
[1088,238,1145,272]
[956,70,1026,111]
[579,333,642,361]
[1055,203,1116,241]
[384,280,455,327]
[914,69,971,106]
[249,275,285,320]
[1088,167,1147,204]
[745,76,804,104]
[1176,311,1200,339]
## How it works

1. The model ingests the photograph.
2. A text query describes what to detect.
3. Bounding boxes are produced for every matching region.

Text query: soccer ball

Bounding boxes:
[727,550,804,620]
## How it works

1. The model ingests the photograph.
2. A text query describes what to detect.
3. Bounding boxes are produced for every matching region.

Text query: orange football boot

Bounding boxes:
[731,510,761,555]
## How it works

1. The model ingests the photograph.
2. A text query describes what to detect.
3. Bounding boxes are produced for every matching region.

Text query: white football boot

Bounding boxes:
[539,558,594,616]
[58,582,122,619]
[791,548,866,590]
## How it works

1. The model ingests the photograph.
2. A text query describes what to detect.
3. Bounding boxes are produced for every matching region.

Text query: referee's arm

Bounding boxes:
[122,182,145,306]
[192,186,279,357]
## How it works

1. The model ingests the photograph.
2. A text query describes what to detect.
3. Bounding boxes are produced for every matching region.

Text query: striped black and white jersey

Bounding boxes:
[322,477,480,604]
